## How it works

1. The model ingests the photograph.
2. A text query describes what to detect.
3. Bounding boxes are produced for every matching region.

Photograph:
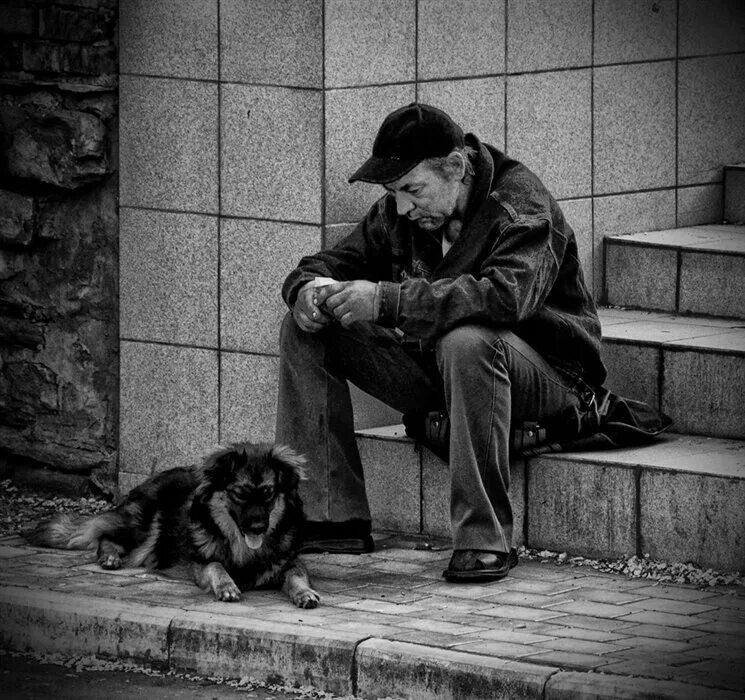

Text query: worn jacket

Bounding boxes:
[282,135,607,387]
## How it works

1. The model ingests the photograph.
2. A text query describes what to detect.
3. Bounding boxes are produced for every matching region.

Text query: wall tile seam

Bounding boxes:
[216,0,223,445]
[320,0,328,247]
[119,206,323,230]
[108,61,745,96]
[593,184,723,198]
[502,0,508,154]
[673,0,680,228]
[120,338,282,360]
[220,347,280,360]
[119,72,323,92]
[324,60,678,91]
[328,63,663,96]
[117,58,745,86]
[119,203,220,218]
[413,0,419,104]
[119,205,218,218]
[218,215,323,228]
[678,182,725,190]
[120,337,218,351]
[320,51,745,91]
[589,0,596,290]
[678,50,745,62]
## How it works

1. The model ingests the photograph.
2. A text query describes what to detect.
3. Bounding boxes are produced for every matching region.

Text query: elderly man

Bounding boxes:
[276,103,605,582]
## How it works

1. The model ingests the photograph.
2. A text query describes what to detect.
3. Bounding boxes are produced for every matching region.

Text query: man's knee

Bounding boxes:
[436,325,517,367]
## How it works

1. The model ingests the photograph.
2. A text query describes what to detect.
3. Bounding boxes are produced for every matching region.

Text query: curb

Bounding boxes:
[1,586,742,699]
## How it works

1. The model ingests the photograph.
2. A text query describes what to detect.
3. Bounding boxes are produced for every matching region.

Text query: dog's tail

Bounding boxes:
[28,512,124,550]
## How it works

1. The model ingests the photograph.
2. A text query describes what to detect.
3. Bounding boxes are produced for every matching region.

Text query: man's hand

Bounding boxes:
[292,281,334,333]
[314,280,379,328]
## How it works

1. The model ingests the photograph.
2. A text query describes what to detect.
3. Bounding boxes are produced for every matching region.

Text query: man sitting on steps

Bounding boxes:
[275,103,606,582]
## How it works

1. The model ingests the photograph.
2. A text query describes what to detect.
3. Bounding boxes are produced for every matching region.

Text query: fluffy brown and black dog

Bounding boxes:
[29,442,320,608]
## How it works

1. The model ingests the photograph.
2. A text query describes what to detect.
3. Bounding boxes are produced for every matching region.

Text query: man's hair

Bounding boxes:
[425,145,477,180]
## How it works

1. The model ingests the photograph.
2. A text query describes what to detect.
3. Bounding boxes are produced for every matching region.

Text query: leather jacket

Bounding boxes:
[282,135,606,387]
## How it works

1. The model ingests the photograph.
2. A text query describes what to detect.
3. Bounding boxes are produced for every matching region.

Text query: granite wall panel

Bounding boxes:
[119,0,218,80]
[119,342,219,476]
[220,0,322,87]
[507,70,591,200]
[119,208,218,347]
[119,76,218,213]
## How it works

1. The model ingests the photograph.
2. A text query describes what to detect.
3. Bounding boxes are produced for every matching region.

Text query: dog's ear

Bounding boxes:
[270,444,307,490]
[200,445,244,490]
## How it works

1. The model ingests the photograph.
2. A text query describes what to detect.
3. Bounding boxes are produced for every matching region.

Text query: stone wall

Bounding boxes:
[0,0,118,494]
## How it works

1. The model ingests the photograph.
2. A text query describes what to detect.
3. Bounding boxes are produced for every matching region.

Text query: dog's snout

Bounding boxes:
[240,504,269,534]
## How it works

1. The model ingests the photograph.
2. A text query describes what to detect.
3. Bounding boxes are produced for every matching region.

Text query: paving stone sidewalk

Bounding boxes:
[1,532,743,699]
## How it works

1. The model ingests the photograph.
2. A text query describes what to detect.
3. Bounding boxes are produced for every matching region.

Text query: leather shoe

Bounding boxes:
[443,547,518,582]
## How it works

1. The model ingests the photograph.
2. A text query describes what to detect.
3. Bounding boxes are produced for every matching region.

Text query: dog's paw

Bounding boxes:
[292,588,320,609]
[214,580,242,602]
[98,553,122,570]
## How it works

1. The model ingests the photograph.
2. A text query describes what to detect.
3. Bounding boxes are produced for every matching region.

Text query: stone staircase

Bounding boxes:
[355,170,745,574]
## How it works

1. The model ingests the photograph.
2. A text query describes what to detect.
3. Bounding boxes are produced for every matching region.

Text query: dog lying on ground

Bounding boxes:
[29,442,320,608]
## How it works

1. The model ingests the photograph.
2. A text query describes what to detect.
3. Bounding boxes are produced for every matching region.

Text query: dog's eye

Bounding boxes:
[227,488,248,503]
[260,486,275,502]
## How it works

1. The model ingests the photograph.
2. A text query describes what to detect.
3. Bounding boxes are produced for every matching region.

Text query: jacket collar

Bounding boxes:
[461,133,495,226]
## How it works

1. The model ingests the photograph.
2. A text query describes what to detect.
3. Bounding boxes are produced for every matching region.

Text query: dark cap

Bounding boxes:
[348,103,465,184]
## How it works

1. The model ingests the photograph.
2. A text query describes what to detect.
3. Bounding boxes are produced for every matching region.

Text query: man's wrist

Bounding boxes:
[376,281,400,326]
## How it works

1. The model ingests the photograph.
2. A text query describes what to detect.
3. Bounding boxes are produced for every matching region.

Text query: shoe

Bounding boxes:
[442,547,518,582]
[299,519,375,554]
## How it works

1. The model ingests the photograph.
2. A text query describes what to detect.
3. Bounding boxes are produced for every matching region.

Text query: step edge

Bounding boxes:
[599,308,745,352]
[356,429,745,480]
[604,224,745,254]
[601,334,745,356]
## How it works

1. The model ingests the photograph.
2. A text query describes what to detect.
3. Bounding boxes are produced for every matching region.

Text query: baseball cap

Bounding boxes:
[348,103,466,184]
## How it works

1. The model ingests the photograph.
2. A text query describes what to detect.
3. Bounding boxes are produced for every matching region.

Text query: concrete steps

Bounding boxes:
[600,307,745,439]
[354,305,745,571]
[356,427,745,572]
[603,224,745,319]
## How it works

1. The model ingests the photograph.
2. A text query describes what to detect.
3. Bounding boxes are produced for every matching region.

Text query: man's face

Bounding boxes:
[384,160,461,232]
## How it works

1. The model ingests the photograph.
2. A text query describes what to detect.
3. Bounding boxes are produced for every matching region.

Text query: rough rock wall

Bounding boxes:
[0,0,118,494]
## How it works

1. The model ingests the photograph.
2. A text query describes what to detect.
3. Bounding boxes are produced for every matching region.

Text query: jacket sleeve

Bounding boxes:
[281,198,392,308]
[378,214,568,342]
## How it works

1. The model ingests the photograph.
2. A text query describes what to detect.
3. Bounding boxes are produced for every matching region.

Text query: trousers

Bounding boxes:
[275,313,581,552]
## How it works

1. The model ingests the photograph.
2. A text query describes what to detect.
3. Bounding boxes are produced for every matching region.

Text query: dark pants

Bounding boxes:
[275,313,581,552]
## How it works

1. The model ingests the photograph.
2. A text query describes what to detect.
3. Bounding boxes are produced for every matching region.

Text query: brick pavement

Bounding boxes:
[1,532,743,699]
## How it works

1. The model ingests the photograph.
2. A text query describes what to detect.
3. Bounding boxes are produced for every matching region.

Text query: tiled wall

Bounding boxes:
[118,0,745,487]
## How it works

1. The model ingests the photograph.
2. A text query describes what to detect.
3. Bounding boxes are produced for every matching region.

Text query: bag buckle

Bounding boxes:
[571,377,596,410]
